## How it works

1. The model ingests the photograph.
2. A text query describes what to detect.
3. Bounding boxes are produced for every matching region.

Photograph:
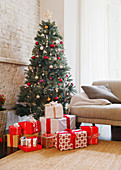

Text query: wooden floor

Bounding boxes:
[1,140,121,170]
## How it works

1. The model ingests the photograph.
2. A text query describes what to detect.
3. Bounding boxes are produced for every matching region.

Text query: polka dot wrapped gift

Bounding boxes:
[55,129,87,151]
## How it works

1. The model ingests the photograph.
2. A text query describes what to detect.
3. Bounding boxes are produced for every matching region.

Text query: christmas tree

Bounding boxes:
[16,19,76,120]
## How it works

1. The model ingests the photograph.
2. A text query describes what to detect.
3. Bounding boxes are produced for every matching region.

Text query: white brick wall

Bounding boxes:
[0,0,40,125]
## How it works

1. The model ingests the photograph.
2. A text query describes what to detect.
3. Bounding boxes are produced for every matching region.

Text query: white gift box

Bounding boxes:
[45,102,63,119]
[40,115,76,134]
[20,137,37,147]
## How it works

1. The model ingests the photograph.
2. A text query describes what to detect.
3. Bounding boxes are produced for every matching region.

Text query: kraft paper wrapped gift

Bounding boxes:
[40,115,76,134]
[7,134,19,148]
[45,102,63,119]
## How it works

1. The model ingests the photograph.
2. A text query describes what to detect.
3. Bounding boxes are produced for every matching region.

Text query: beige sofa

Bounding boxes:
[70,80,121,127]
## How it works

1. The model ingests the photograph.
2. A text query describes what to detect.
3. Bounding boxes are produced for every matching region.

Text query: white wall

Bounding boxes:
[64,0,80,92]
[40,0,64,36]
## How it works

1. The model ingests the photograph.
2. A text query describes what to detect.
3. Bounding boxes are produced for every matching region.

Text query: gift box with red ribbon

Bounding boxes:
[41,133,55,149]
[55,129,87,151]
[19,136,42,152]
[45,101,63,119]
[19,121,40,134]
[80,126,100,144]
[40,115,76,134]
[9,123,22,137]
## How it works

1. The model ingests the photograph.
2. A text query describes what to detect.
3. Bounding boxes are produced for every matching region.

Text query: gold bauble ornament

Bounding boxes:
[49,65,53,69]
[42,73,44,76]
[39,64,41,67]
[59,65,63,69]
[59,95,61,97]
[45,25,48,29]
[34,83,36,86]
[29,66,33,70]
[36,95,40,99]
[35,75,38,80]
[47,97,51,102]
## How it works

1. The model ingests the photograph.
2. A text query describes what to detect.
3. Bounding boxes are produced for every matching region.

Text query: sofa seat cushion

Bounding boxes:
[70,104,121,121]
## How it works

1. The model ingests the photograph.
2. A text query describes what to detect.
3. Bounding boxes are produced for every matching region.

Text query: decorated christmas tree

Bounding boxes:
[16,13,76,120]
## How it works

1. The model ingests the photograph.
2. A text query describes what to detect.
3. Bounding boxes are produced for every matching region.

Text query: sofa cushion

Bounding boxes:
[81,84,121,104]
[70,104,121,121]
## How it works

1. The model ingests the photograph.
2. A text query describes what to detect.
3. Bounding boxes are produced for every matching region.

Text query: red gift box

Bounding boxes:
[81,126,100,144]
[9,125,22,136]
[55,129,87,151]
[19,121,40,134]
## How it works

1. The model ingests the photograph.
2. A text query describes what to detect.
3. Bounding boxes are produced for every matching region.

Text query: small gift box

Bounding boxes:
[9,123,22,137]
[19,117,40,134]
[45,101,63,119]
[7,134,19,148]
[40,115,76,134]
[41,133,55,149]
[20,136,38,147]
[81,126,100,144]
[55,129,87,151]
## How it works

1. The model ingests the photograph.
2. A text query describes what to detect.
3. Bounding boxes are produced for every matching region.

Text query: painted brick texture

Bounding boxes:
[0,0,40,109]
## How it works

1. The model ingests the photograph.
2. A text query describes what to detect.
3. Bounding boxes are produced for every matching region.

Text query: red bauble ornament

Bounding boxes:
[60,41,63,44]
[36,42,39,45]
[57,83,60,86]
[55,96,58,100]
[32,56,35,59]
[71,83,74,86]
[62,50,64,53]
[27,82,31,86]
[44,56,48,59]
[49,77,52,80]
[57,57,60,60]
[66,75,68,77]
[59,78,62,82]
[50,44,55,48]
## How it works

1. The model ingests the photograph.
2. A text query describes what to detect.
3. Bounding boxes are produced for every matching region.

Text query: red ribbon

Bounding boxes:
[10,135,13,147]
[63,114,70,129]
[26,136,38,147]
[0,138,3,143]
[57,129,79,149]
[46,119,51,134]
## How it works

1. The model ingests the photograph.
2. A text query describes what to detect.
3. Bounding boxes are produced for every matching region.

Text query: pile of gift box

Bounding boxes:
[4,102,100,152]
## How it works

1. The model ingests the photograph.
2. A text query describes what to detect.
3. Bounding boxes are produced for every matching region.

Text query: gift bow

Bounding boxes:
[87,133,100,139]
[64,129,76,143]
[13,123,20,127]
[24,115,36,123]
[45,101,58,107]
[44,133,54,137]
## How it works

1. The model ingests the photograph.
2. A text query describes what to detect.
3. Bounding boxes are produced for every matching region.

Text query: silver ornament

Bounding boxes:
[55,40,59,44]
[40,46,44,50]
